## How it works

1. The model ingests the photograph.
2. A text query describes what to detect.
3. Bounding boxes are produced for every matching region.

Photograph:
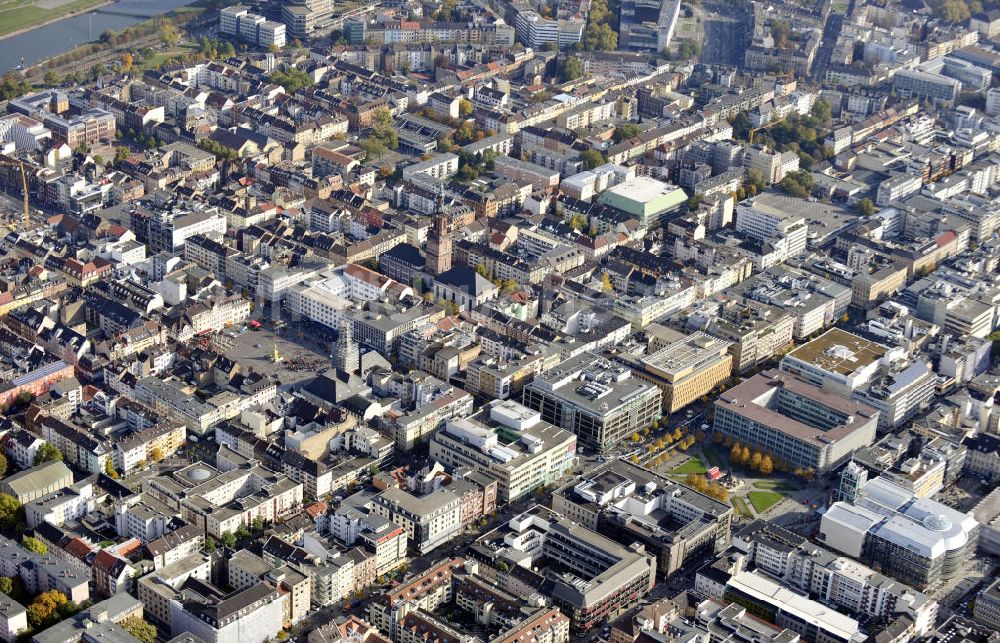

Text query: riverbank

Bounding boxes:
[0,0,111,40]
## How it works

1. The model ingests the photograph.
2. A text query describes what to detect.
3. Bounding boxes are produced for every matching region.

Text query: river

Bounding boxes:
[0,0,198,70]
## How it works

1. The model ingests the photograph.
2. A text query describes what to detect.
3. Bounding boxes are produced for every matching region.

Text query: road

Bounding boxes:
[811,12,843,81]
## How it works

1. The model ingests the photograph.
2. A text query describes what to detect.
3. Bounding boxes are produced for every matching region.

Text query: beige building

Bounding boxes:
[852,263,908,308]
[228,549,311,626]
[629,332,733,413]
[0,461,74,504]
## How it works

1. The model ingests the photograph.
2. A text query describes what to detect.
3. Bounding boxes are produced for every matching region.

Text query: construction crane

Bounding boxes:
[0,159,30,231]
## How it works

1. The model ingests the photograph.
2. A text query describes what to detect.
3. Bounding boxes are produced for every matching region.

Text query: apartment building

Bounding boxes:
[429,400,577,503]
[0,535,89,604]
[733,520,938,636]
[145,462,303,538]
[371,485,462,554]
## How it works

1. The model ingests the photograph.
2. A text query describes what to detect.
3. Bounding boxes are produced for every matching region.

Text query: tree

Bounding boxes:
[560,56,584,82]
[0,494,21,532]
[0,74,31,101]
[750,451,763,471]
[672,428,683,442]
[34,443,63,465]
[496,561,509,573]
[685,473,709,493]
[759,455,774,476]
[22,536,47,555]
[122,618,157,643]
[613,123,641,143]
[359,138,387,162]
[458,99,473,116]
[739,446,751,466]
[630,433,641,443]
[252,515,265,532]
[673,40,702,60]
[856,198,876,217]
[600,272,614,292]
[580,149,605,170]
[219,531,237,548]
[0,578,11,596]
[270,67,314,94]
[0,452,6,479]
[730,443,742,463]
[43,71,60,86]
[235,524,252,542]
[105,459,119,480]
[150,447,164,462]
[27,590,68,628]
[203,537,217,553]
[583,22,617,51]
[122,52,134,72]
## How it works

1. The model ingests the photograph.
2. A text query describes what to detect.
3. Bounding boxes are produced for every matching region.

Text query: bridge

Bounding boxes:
[92,6,158,18]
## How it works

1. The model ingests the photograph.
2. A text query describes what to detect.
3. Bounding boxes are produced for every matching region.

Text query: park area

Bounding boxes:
[0,0,107,38]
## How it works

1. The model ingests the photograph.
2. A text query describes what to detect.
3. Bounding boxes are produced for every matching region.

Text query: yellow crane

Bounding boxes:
[0,159,30,231]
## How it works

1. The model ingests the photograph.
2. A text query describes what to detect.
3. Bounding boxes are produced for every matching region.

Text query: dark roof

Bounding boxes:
[382,242,424,266]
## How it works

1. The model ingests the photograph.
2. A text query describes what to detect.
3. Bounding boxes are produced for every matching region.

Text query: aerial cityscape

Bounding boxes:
[0,0,999,643]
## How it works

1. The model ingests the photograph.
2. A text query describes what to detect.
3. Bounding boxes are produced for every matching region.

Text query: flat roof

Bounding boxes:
[715,370,879,447]
[784,328,888,376]
[728,571,862,641]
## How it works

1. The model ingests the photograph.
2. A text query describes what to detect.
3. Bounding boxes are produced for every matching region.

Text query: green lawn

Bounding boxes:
[753,480,795,491]
[702,446,725,468]
[732,496,753,518]
[748,491,784,513]
[670,458,707,475]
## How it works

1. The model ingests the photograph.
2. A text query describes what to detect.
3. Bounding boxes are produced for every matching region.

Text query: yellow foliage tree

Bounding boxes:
[759,455,774,476]
[750,451,763,471]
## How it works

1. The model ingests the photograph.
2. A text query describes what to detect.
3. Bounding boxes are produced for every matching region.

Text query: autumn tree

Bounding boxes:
[600,272,613,292]
[750,451,763,471]
[759,455,774,476]
[122,618,157,643]
[730,443,742,463]
[685,473,708,493]
[122,52,134,72]
[150,447,164,462]
[105,459,119,479]
[672,428,683,442]
[740,446,751,466]
[27,590,68,628]
[458,99,473,116]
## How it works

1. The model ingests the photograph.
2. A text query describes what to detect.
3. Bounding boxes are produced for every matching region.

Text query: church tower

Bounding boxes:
[425,214,452,275]
[333,318,360,374]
